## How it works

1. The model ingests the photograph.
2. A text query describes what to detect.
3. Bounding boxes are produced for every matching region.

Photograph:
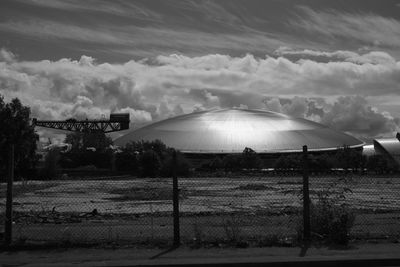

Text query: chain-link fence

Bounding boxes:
[1,157,400,247]
[308,174,400,241]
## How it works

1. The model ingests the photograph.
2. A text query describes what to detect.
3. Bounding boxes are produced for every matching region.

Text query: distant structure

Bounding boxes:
[115,108,364,152]
[114,108,365,165]
[364,135,400,166]
[33,113,130,133]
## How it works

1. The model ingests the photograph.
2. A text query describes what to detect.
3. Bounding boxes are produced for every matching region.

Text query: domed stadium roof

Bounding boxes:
[114,109,364,153]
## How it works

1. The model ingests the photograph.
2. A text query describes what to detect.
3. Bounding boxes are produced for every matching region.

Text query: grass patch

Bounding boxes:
[277,180,303,185]
[236,183,274,191]
[107,186,186,201]
[0,182,57,198]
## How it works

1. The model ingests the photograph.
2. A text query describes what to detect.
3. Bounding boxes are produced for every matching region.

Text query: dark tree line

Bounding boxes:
[274,146,398,174]
[59,131,113,169]
[0,96,38,180]
[201,145,398,175]
[115,139,191,177]
[199,147,263,173]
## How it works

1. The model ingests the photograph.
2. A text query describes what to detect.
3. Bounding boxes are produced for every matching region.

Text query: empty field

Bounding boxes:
[1,176,400,244]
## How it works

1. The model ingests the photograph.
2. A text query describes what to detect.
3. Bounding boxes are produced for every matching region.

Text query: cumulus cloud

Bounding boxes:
[263,96,400,139]
[1,48,399,141]
[0,48,16,62]
[321,96,399,137]
[274,47,397,65]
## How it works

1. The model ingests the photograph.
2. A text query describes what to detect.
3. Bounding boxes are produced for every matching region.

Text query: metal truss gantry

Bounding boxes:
[32,113,130,133]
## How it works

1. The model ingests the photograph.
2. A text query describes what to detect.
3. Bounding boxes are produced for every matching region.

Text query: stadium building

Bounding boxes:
[114,108,372,166]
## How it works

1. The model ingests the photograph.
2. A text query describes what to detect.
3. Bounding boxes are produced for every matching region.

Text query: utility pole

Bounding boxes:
[5,144,14,246]
[302,145,311,244]
[172,150,180,247]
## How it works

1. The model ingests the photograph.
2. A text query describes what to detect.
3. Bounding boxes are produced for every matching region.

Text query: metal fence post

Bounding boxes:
[5,144,14,247]
[172,150,180,246]
[302,145,311,243]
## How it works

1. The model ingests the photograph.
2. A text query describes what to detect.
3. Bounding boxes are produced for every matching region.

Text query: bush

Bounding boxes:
[159,151,192,177]
[241,147,262,170]
[309,154,334,173]
[366,154,398,174]
[274,154,301,172]
[332,146,363,172]
[208,156,223,171]
[222,154,241,172]
[115,150,139,174]
[299,182,355,246]
[116,140,192,177]
[139,150,162,177]
[39,148,60,180]
[309,198,355,245]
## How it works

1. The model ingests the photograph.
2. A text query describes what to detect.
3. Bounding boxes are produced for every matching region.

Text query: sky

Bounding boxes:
[1,0,400,143]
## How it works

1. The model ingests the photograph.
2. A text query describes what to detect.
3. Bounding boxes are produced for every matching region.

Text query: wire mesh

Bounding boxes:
[1,172,400,246]
[178,175,302,246]
[7,176,174,245]
[308,174,400,241]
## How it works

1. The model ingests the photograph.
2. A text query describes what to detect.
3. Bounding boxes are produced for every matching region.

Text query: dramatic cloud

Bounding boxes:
[264,96,399,140]
[274,47,397,65]
[1,48,399,141]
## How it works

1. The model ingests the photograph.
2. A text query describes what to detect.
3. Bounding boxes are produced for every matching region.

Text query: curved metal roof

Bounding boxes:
[115,109,364,153]
[373,138,400,164]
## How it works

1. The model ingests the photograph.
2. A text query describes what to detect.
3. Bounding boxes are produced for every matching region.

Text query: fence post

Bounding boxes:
[172,150,180,246]
[302,145,311,243]
[5,144,14,247]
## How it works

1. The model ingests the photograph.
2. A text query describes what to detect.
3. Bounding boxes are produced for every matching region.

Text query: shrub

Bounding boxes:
[159,151,192,177]
[274,154,301,172]
[241,147,262,170]
[139,150,162,177]
[309,197,355,245]
[299,182,355,246]
[366,154,398,174]
[39,148,60,180]
[208,156,223,171]
[115,150,138,175]
[222,154,241,172]
[223,214,243,243]
[308,154,334,173]
[117,140,192,177]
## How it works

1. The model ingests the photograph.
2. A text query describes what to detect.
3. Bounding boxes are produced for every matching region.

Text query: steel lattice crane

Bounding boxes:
[32,113,130,133]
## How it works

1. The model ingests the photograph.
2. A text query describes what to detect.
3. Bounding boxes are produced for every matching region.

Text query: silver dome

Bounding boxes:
[115,109,364,153]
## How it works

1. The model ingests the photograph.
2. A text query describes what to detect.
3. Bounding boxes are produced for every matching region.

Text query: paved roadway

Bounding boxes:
[1,242,400,266]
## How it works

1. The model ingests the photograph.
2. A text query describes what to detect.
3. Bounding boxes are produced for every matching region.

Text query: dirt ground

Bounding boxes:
[1,176,400,245]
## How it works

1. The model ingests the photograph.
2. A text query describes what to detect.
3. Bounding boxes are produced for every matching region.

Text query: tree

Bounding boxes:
[116,140,192,177]
[365,154,398,174]
[332,146,363,172]
[208,156,223,171]
[222,154,242,172]
[139,149,162,177]
[274,154,302,172]
[160,150,192,177]
[115,144,139,175]
[0,95,38,179]
[240,147,262,170]
[309,154,334,173]
[65,131,113,153]
[61,131,113,168]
